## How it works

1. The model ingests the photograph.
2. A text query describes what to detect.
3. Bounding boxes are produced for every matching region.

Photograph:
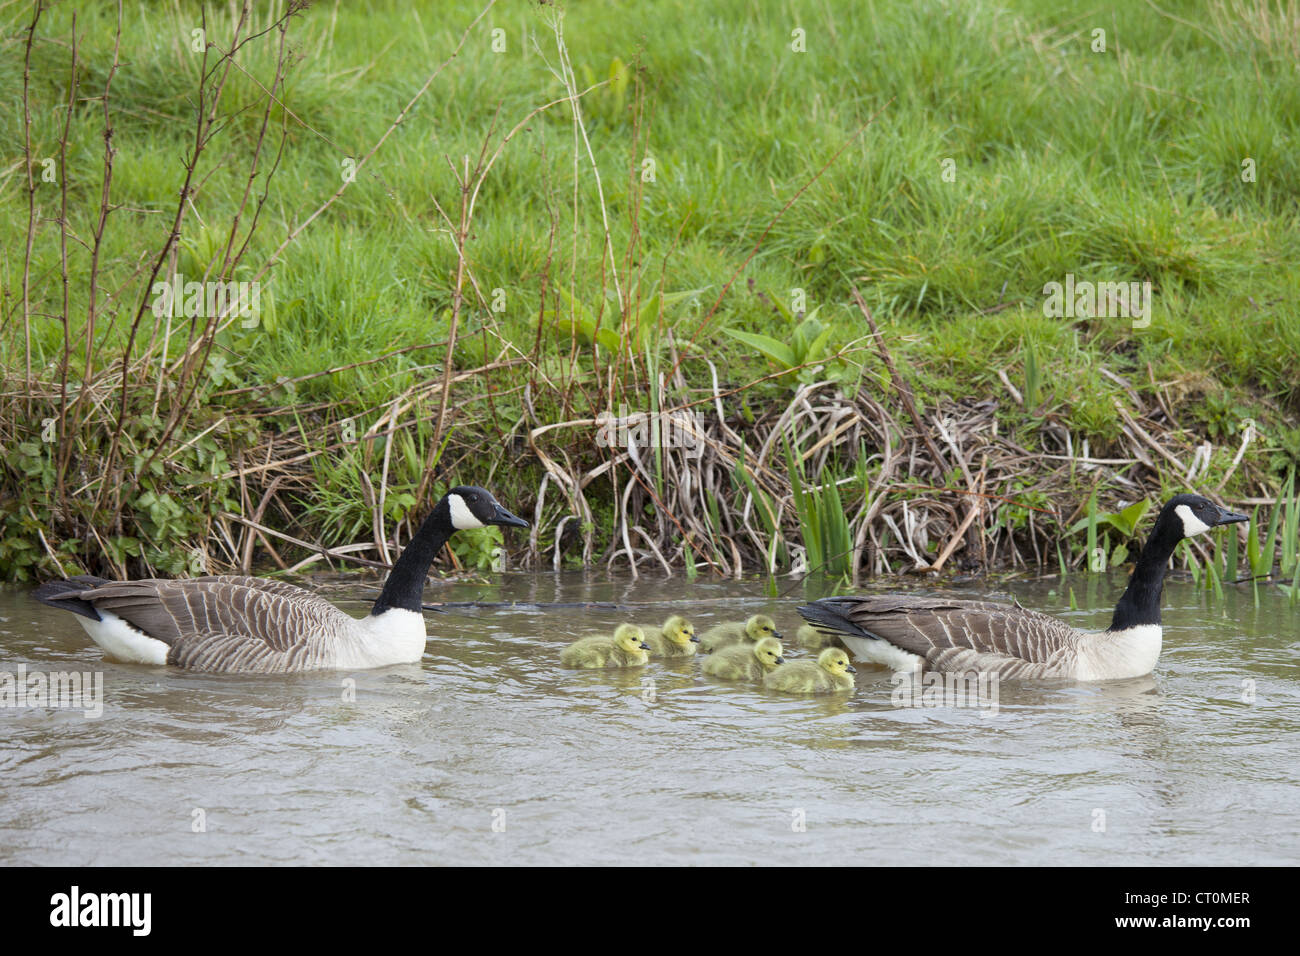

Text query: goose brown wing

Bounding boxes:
[73,575,354,673]
[799,595,1083,677]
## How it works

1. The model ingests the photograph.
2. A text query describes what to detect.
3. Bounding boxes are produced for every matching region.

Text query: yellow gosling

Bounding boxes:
[641,615,698,658]
[795,622,845,651]
[701,636,785,683]
[697,614,782,654]
[561,624,650,669]
[763,647,857,694]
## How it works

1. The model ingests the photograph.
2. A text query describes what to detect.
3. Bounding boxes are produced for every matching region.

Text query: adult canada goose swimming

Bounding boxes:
[560,624,651,669]
[30,486,529,674]
[764,647,857,694]
[798,494,1248,681]
[696,614,782,654]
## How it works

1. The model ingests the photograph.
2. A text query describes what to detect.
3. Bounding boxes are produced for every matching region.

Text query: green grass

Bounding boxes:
[2,0,1299,579]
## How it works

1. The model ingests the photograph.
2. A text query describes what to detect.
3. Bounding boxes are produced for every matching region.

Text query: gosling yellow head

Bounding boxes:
[615,624,650,653]
[818,647,856,677]
[753,636,785,669]
[745,614,783,642]
[662,615,697,646]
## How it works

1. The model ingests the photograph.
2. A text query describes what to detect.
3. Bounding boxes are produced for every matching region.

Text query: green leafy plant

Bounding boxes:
[1070,497,1151,539]
[579,56,632,125]
[449,525,506,572]
[1247,492,1285,580]
[725,306,835,380]
[785,437,852,578]
[545,284,704,355]
[1069,496,1152,572]
[734,445,786,572]
[1195,391,1252,440]
[1278,470,1299,579]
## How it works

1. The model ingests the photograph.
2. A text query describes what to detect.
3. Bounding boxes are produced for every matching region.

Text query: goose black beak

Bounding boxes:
[775,656,786,665]
[772,631,785,641]
[639,642,651,650]
[847,665,857,674]
[491,505,530,529]
[1214,506,1249,527]
[689,635,700,643]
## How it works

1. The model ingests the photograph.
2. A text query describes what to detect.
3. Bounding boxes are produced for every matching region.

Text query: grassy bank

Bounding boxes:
[1,0,1298,587]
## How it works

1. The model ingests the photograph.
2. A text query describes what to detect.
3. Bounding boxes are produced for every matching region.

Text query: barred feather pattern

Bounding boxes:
[801,595,1087,679]
[65,576,371,674]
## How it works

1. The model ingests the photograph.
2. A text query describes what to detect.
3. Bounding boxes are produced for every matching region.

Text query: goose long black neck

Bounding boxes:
[371,499,452,615]
[1107,513,1182,631]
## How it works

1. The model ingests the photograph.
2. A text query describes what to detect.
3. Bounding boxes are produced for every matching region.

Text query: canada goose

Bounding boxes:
[641,615,698,658]
[701,636,785,682]
[794,622,844,652]
[696,614,782,654]
[764,647,857,694]
[30,486,529,674]
[798,494,1248,681]
[560,624,651,669]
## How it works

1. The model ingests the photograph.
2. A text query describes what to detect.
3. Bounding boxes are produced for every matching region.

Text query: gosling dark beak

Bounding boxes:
[775,656,786,665]
[689,635,700,643]
[847,665,857,674]
[491,504,530,529]
[1214,506,1249,527]
[772,631,784,641]
[639,642,651,650]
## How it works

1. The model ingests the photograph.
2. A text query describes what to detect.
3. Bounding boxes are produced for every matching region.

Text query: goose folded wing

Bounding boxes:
[77,576,352,673]
[835,596,1082,678]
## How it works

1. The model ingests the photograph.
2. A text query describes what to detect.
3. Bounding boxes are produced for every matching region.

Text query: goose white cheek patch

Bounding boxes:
[448,494,484,530]
[1175,504,1212,537]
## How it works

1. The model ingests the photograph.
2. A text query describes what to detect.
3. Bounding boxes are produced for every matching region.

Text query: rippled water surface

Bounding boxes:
[1,571,1297,865]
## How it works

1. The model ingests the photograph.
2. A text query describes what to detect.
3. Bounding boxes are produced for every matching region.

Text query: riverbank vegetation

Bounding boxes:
[2,0,1298,593]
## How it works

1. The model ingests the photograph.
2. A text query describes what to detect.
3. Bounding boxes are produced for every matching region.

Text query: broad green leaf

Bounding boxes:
[723,329,796,369]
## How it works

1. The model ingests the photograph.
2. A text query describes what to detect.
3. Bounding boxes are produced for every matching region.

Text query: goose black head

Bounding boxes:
[444,486,530,531]
[1109,494,1249,632]
[1159,494,1248,540]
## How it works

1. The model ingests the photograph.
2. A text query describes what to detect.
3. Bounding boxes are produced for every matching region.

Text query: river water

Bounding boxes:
[1,572,1296,865]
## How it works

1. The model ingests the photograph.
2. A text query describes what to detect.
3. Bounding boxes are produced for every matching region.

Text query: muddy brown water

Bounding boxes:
[1,571,1296,865]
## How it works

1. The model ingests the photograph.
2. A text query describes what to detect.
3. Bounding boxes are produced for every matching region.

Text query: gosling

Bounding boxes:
[764,647,856,694]
[701,636,785,683]
[561,624,650,669]
[795,622,845,652]
[697,614,783,654]
[641,615,698,658]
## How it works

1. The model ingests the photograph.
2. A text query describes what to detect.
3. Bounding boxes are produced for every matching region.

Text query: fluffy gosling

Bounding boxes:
[697,614,783,654]
[641,615,698,658]
[795,622,845,651]
[764,647,857,694]
[701,636,785,682]
[561,623,650,669]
